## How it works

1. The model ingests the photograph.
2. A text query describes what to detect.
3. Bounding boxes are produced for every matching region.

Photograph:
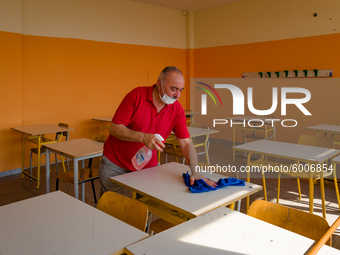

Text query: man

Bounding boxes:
[98,66,216,195]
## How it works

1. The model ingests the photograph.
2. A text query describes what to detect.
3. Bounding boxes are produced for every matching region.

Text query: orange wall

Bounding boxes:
[0,31,23,171]
[193,33,340,143]
[194,33,340,78]
[1,32,187,172]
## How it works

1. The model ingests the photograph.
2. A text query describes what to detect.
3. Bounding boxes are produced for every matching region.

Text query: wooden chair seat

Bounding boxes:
[29,123,70,188]
[30,147,47,154]
[57,168,99,183]
[56,168,99,203]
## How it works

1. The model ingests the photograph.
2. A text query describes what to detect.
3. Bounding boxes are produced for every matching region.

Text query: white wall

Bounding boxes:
[19,0,186,48]
[194,0,340,48]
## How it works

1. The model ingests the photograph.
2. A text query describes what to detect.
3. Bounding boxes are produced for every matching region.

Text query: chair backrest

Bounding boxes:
[91,134,108,143]
[56,123,69,141]
[190,123,210,149]
[298,134,334,149]
[247,200,331,245]
[96,191,149,232]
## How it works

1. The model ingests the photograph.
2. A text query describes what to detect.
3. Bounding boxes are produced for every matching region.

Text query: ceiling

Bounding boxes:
[132,0,243,12]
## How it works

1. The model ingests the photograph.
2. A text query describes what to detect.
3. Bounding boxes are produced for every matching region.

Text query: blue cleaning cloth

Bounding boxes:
[183,172,245,193]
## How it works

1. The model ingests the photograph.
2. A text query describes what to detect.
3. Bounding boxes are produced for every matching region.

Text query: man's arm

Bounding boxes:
[109,123,164,151]
[178,138,217,187]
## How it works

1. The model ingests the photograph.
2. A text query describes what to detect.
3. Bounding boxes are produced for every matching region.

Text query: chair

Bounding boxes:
[163,123,211,164]
[244,115,276,143]
[329,122,340,148]
[29,123,69,184]
[308,215,340,254]
[247,200,331,246]
[277,135,340,214]
[96,191,149,232]
[244,115,276,160]
[56,134,108,203]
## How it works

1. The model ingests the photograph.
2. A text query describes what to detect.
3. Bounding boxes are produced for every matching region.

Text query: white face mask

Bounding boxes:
[159,82,177,105]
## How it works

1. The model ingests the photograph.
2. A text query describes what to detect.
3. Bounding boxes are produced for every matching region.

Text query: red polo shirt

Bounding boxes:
[103,85,189,171]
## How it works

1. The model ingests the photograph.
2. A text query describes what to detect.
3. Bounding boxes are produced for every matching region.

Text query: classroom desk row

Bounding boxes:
[231,118,340,162]
[1,191,339,255]
[11,120,218,200]
[234,139,340,218]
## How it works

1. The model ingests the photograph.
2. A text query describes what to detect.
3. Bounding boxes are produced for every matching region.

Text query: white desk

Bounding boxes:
[233,140,340,216]
[187,126,219,138]
[110,162,262,225]
[125,206,340,255]
[307,124,340,136]
[228,116,278,161]
[184,110,200,123]
[92,116,112,134]
[11,124,74,189]
[0,191,148,255]
[307,125,340,148]
[45,138,103,201]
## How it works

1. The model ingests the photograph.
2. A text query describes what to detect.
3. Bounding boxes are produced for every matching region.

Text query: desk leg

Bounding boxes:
[237,199,241,212]
[309,173,314,214]
[233,127,236,161]
[320,172,326,219]
[21,135,26,179]
[74,159,79,199]
[36,135,41,190]
[147,212,153,234]
[333,163,340,211]
[81,160,85,202]
[246,171,250,213]
[204,134,210,164]
[46,148,50,193]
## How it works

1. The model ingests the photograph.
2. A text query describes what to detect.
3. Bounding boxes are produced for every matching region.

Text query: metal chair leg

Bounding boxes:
[29,151,33,181]
[91,180,97,203]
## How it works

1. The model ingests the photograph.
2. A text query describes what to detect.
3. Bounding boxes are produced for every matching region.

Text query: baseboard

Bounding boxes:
[0,160,72,178]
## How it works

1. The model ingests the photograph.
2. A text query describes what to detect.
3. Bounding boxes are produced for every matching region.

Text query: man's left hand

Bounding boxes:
[190,172,217,188]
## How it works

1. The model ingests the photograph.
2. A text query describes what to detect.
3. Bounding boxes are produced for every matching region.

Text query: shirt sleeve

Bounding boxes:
[112,89,137,126]
[173,106,190,139]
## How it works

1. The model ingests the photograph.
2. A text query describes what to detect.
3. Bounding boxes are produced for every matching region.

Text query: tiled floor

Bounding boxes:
[1,138,340,250]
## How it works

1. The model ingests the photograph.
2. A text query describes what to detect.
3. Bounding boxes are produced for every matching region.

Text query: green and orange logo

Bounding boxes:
[196,82,222,115]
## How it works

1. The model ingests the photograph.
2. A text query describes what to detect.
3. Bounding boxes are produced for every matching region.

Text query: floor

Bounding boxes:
[1,138,340,250]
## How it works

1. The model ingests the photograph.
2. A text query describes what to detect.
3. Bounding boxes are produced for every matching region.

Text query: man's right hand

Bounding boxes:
[142,133,165,152]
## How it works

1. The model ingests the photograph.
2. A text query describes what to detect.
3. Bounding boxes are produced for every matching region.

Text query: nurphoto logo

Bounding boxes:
[196,82,312,128]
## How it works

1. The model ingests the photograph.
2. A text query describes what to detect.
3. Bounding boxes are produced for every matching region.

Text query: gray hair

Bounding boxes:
[158,66,183,84]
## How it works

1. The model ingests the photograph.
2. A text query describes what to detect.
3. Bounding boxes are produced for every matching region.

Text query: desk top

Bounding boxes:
[125,206,339,255]
[187,127,219,138]
[0,191,149,255]
[110,162,262,217]
[234,140,340,163]
[92,116,112,122]
[333,155,340,164]
[307,124,340,133]
[11,124,74,135]
[44,138,103,159]
[184,110,200,116]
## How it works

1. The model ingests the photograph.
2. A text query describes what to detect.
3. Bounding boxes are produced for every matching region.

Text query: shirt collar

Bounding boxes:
[147,84,174,108]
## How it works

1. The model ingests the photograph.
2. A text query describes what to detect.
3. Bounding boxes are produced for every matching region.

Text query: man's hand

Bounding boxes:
[142,133,165,152]
[190,172,217,188]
